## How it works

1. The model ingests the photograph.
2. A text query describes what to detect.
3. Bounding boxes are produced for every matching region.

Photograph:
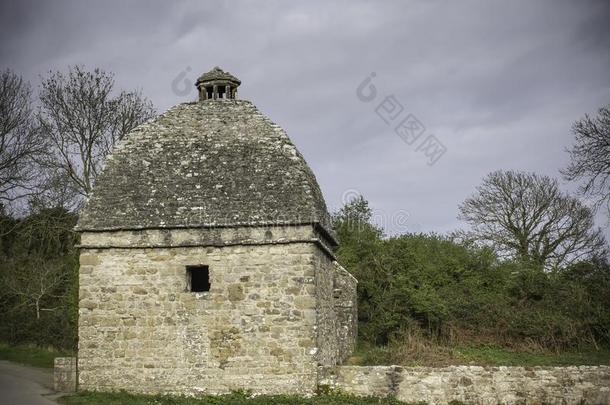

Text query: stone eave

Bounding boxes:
[75,220,338,247]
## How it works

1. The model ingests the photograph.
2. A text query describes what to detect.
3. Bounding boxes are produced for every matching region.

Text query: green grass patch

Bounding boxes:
[0,341,71,368]
[453,344,610,366]
[350,341,610,367]
[58,391,411,405]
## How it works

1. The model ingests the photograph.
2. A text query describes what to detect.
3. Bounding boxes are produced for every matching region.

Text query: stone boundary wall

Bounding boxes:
[318,365,610,404]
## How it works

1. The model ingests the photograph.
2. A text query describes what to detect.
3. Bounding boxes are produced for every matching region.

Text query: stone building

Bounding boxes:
[75,67,357,395]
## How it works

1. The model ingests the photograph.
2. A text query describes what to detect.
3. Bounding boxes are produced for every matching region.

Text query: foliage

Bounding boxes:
[352,340,610,367]
[58,391,409,405]
[0,207,79,350]
[0,341,71,368]
[451,344,610,367]
[563,104,610,218]
[334,196,610,351]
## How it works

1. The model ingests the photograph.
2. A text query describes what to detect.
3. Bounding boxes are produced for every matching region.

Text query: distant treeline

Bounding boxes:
[0,65,608,354]
[334,197,610,352]
[0,65,155,351]
[0,198,608,352]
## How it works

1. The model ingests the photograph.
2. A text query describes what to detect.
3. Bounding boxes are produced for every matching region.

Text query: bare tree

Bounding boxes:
[28,168,82,213]
[1,257,69,320]
[562,104,610,218]
[459,170,606,270]
[37,66,156,203]
[0,70,45,205]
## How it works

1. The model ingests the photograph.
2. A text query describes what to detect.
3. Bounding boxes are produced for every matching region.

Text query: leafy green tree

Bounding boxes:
[332,196,384,341]
[334,196,610,350]
[334,196,498,344]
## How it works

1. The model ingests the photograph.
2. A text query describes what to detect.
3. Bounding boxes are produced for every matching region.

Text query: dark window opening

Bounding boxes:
[206,87,213,99]
[187,265,210,292]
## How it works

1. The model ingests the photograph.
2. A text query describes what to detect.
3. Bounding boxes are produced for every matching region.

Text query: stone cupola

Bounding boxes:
[195,66,241,101]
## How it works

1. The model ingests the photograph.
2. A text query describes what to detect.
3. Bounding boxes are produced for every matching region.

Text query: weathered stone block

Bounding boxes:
[227,284,245,301]
[54,357,77,392]
[79,253,99,266]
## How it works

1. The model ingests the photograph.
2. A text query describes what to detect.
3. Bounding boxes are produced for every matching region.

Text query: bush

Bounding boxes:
[334,198,610,351]
[0,208,79,350]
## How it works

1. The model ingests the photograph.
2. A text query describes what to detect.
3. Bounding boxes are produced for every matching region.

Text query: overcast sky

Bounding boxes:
[2,0,609,236]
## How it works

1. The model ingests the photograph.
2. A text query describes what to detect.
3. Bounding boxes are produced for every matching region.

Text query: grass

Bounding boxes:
[452,344,610,366]
[3,338,606,370]
[58,391,411,405]
[3,339,608,405]
[350,341,610,367]
[0,341,72,368]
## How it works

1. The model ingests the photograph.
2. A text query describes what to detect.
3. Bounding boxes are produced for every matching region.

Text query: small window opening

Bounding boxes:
[206,87,213,99]
[217,86,226,99]
[187,265,210,292]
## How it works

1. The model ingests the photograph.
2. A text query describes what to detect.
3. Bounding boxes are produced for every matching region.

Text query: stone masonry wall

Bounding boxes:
[312,248,358,367]
[314,246,339,366]
[332,262,357,363]
[79,226,330,395]
[318,365,610,404]
[54,357,77,392]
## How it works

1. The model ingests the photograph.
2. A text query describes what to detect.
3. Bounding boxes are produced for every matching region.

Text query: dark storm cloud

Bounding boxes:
[1,0,609,235]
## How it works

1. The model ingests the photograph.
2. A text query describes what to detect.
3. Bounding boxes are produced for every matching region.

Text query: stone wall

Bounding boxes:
[312,249,358,367]
[318,365,610,404]
[54,357,77,392]
[78,225,357,396]
[314,244,339,366]
[332,262,358,363]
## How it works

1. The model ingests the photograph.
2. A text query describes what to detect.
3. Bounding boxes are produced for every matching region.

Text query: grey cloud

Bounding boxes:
[1,0,609,236]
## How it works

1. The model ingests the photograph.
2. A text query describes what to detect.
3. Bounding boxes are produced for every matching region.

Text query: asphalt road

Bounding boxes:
[0,360,59,404]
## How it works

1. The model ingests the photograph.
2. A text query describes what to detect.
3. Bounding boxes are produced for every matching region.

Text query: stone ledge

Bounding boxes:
[78,225,336,259]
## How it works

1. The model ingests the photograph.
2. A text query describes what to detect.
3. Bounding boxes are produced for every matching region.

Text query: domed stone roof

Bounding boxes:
[76,98,336,244]
[196,66,241,86]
